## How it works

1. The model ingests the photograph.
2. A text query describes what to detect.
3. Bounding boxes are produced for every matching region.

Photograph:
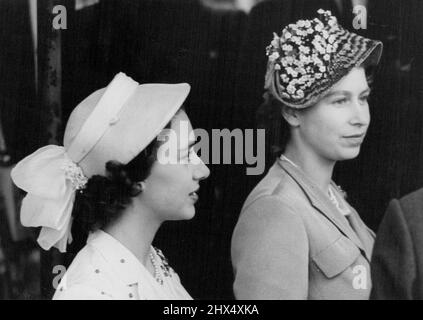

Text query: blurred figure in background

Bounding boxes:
[371,188,423,299]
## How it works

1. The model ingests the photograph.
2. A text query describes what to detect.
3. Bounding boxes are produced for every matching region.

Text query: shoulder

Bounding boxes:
[53,244,117,299]
[241,163,306,214]
[239,194,304,229]
[237,163,310,237]
[232,194,308,253]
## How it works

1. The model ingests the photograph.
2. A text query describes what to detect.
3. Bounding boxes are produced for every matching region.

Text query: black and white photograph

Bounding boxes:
[1,0,423,305]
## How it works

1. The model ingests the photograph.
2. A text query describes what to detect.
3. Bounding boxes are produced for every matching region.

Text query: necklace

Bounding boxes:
[280,154,299,168]
[149,248,164,285]
[281,154,350,216]
[328,186,350,216]
[328,186,340,207]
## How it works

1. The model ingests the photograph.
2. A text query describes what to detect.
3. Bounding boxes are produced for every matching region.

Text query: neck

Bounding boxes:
[284,141,336,193]
[103,201,162,266]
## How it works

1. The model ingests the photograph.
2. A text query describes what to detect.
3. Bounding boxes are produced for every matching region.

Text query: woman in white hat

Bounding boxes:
[11,73,210,299]
[231,9,383,299]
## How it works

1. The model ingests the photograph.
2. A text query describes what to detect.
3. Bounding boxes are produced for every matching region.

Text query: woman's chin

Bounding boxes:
[338,146,361,160]
[184,206,196,220]
[169,206,196,221]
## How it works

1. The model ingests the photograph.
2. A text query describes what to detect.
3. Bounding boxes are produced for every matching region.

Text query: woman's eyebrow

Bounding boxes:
[323,90,351,99]
[324,87,371,99]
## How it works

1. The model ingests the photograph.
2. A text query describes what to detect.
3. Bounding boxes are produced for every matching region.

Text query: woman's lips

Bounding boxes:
[343,133,365,145]
[189,191,199,202]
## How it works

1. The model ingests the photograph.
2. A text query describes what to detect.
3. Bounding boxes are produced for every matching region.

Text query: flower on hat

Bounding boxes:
[280,73,289,83]
[282,44,293,52]
[299,45,310,54]
[298,67,307,75]
[328,17,337,27]
[287,84,296,94]
[322,30,329,39]
[292,36,301,45]
[297,20,306,28]
[269,52,280,62]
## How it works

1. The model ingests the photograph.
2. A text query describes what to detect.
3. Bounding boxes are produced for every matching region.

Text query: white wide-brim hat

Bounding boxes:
[11,72,190,252]
[65,72,191,177]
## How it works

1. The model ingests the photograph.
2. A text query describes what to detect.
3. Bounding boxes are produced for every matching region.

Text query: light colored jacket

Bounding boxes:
[231,158,375,299]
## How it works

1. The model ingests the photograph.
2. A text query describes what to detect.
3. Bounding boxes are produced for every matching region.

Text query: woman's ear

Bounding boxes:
[281,105,301,127]
[131,181,146,197]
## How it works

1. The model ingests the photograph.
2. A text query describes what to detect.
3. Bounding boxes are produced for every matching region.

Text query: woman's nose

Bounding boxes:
[192,153,210,181]
[194,161,210,181]
[350,99,370,127]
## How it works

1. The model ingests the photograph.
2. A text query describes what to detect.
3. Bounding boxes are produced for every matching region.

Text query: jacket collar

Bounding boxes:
[276,158,366,253]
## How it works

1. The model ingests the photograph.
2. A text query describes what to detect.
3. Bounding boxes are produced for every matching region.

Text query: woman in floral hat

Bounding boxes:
[11,73,210,299]
[231,9,383,299]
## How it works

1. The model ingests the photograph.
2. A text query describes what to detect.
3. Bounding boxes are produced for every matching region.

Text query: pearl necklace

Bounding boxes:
[149,249,164,285]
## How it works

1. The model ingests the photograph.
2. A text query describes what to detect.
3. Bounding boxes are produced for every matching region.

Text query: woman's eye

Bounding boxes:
[333,97,348,105]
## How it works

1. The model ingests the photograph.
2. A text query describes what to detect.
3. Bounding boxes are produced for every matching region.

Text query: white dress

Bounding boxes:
[53,230,192,300]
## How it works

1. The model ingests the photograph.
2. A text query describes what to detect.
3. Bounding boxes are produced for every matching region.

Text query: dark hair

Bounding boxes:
[70,108,184,248]
[256,92,290,163]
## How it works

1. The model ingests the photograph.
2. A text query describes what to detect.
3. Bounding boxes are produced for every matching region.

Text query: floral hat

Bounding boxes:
[265,9,383,109]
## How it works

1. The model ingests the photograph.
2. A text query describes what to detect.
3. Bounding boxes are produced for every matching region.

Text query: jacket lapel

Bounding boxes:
[277,159,366,253]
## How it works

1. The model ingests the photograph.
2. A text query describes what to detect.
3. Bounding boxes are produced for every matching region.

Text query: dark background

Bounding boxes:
[1,0,423,299]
